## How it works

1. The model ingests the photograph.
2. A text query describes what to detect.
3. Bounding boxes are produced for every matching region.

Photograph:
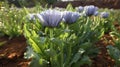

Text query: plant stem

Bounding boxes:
[50,28,53,38]
[60,43,64,67]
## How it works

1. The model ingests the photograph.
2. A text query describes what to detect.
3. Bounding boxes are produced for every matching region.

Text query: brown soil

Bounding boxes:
[0,36,30,67]
[91,34,115,67]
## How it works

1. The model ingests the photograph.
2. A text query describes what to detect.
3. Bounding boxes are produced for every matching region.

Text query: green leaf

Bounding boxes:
[70,48,85,65]
[107,45,120,66]
[30,58,48,67]
[24,24,42,53]
[23,24,31,37]
[79,56,92,66]
[71,56,91,67]
[79,42,92,50]
[66,3,74,11]
[44,48,57,57]
[110,31,120,38]
[29,37,41,53]
[26,47,48,67]
[30,58,41,67]
[24,46,35,59]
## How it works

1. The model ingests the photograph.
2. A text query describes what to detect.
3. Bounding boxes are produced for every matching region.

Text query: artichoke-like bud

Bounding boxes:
[63,11,80,24]
[77,6,84,12]
[100,12,109,18]
[94,11,99,16]
[36,9,63,27]
[84,5,98,16]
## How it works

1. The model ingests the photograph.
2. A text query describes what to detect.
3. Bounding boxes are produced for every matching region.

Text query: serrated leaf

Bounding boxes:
[70,48,85,65]
[23,24,31,37]
[26,47,48,67]
[32,30,39,37]
[29,37,41,53]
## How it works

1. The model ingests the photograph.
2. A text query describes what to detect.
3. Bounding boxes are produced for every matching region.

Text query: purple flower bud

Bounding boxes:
[84,5,98,16]
[100,12,109,18]
[36,9,63,27]
[77,6,84,12]
[63,11,80,24]
[94,11,99,16]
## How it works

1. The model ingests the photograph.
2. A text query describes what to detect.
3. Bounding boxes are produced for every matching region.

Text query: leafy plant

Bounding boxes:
[23,5,107,67]
[107,30,120,66]
[107,45,120,67]
[0,6,25,38]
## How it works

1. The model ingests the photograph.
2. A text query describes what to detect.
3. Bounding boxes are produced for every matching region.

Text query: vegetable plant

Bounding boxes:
[107,29,120,67]
[0,6,25,38]
[23,5,109,67]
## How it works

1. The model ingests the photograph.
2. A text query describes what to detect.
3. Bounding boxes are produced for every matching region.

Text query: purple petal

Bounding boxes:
[63,11,80,24]
[38,9,63,27]
[100,12,109,18]
[84,5,98,16]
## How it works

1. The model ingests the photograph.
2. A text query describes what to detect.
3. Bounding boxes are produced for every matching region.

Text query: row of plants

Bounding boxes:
[0,3,120,67]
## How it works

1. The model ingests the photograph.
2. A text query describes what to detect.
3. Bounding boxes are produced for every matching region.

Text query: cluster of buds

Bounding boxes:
[27,9,80,27]
[27,5,109,27]
[77,5,109,18]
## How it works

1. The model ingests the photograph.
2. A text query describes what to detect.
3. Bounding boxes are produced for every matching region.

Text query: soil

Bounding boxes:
[0,36,31,67]
[91,34,115,67]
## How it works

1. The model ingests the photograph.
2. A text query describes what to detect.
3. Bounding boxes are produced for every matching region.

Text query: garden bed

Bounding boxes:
[0,0,120,67]
[0,22,119,67]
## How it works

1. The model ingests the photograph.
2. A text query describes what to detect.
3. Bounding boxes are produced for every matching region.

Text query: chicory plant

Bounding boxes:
[100,12,109,18]
[36,9,63,27]
[107,31,120,66]
[62,11,80,24]
[76,6,84,13]
[23,5,112,67]
[84,5,98,16]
